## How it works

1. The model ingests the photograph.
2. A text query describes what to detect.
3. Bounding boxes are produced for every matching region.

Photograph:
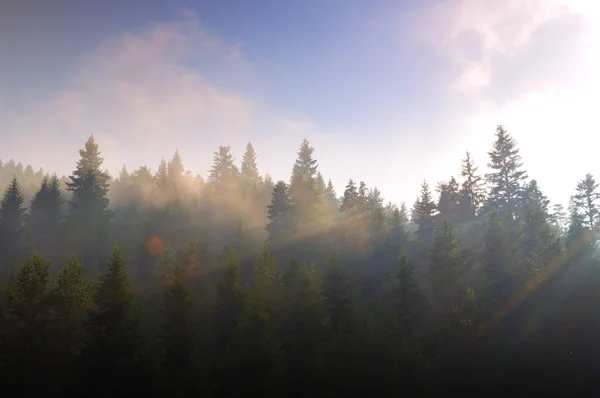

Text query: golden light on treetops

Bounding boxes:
[145,235,165,257]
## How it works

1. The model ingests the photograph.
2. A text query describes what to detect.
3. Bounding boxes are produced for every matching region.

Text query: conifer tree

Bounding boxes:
[240,142,261,196]
[429,220,466,311]
[235,246,281,396]
[29,174,63,258]
[412,180,437,247]
[392,253,423,337]
[366,187,387,247]
[159,261,195,394]
[208,146,239,193]
[323,255,353,336]
[48,257,93,390]
[3,255,52,395]
[387,204,409,254]
[324,179,339,212]
[458,151,485,217]
[572,173,600,230]
[566,199,586,246]
[0,176,26,269]
[155,159,169,195]
[485,125,528,226]
[66,136,111,269]
[519,180,559,274]
[167,150,185,194]
[289,139,322,234]
[437,176,460,222]
[266,181,293,247]
[80,247,140,396]
[482,210,509,302]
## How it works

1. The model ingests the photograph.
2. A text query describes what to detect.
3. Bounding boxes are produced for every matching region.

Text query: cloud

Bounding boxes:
[405,0,600,205]
[1,9,336,185]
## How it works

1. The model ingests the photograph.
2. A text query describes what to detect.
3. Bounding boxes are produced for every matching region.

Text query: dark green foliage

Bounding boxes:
[1,127,599,396]
[392,253,424,337]
[3,255,52,394]
[266,181,293,246]
[0,176,26,270]
[66,136,111,270]
[485,125,528,251]
[412,180,437,248]
[29,174,63,259]
[572,173,600,230]
[78,247,141,396]
[458,151,485,218]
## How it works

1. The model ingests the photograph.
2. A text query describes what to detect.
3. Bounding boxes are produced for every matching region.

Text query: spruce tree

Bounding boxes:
[159,262,195,395]
[322,255,353,336]
[392,253,423,337]
[412,180,437,247]
[289,139,322,234]
[80,247,140,396]
[266,181,293,247]
[458,151,485,218]
[208,146,239,194]
[485,125,528,226]
[572,173,600,230]
[0,176,26,270]
[66,136,111,269]
[429,220,466,311]
[324,179,339,212]
[3,255,52,395]
[29,174,63,259]
[437,176,460,222]
[519,180,559,275]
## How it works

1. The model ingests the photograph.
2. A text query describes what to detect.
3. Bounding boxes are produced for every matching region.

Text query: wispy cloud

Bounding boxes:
[1,10,338,185]
[406,0,600,205]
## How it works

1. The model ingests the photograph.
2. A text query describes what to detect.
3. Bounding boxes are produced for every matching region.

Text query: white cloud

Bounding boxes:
[0,9,348,187]
[407,0,600,206]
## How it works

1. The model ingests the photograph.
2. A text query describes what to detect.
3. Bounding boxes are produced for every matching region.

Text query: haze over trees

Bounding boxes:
[1,125,600,396]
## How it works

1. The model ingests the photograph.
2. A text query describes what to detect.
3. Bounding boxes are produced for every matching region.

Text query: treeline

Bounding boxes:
[1,125,600,395]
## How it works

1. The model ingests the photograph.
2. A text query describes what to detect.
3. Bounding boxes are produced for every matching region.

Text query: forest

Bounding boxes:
[1,124,600,396]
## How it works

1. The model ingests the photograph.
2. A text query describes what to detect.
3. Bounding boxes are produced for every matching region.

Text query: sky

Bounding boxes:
[1,0,599,207]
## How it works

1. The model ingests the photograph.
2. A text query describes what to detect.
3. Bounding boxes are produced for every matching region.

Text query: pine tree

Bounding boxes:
[0,176,26,269]
[29,174,63,259]
[323,254,353,336]
[437,176,460,222]
[482,210,509,302]
[235,246,281,397]
[240,142,261,194]
[485,125,528,225]
[266,181,293,246]
[324,179,339,212]
[3,255,52,394]
[159,261,195,394]
[208,146,239,192]
[566,199,586,246]
[550,203,567,237]
[412,180,437,247]
[80,247,140,396]
[392,253,423,337]
[155,159,169,194]
[289,139,322,233]
[66,136,111,269]
[519,180,559,274]
[387,205,409,254]
[458,151,485,218]
[48,257,93,391]
[167,150,185,194]
[365,188,386,247]
[572,173,600,230]
[429,220,466,311]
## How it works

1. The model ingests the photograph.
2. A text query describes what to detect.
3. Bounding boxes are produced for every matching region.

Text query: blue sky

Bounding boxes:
[1,0,599,207]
